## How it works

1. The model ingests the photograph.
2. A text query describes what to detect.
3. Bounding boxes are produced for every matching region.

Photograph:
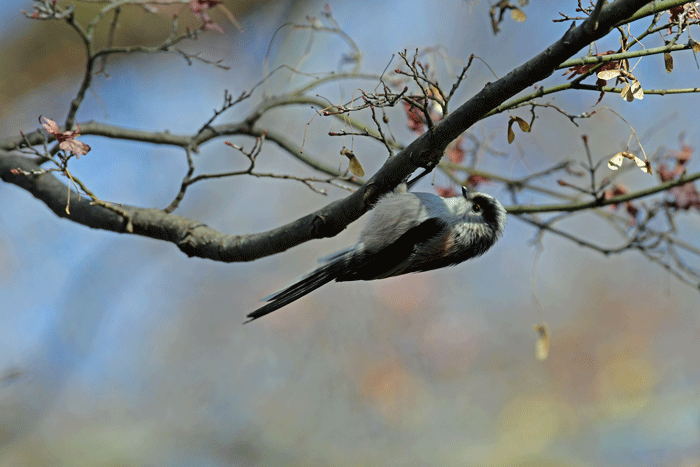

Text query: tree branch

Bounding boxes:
[507,171,700,214]
[0,151,349,261]
[0,0,657,262]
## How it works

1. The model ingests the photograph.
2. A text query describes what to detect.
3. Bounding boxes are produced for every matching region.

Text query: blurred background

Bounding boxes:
[1,1,700,466]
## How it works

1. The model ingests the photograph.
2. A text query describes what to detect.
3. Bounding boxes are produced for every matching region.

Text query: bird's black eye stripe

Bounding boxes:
[471,195,500,224]
[472,195,491,214]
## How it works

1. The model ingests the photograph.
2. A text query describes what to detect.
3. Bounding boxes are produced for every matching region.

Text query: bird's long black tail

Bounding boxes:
[245,254,351,323]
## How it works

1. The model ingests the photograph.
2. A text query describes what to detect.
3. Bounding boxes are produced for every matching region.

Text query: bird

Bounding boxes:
[246,185,507,322]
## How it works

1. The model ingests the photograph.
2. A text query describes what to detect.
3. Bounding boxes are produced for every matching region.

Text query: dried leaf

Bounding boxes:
[620,82,633,102]
[597,69,622,80]
[507,120,515,144]
[631,79,644,100]
[59,138,91,156]
[40,116,60,134]
[190,0,226,33]
[608,152,626,170]
[564,51,619,80]
[534,324,549,361]
[511,8,527,22]
[341,148,364,176]
[594,78,607,105]
[664,52,673,73]
[190,0,223,14]
[635,156,652,174]
[692,38,700,53]
[514,116,530,132]
[39,115,91,157]
[507,116,529,144]
[403,101,425,134]
[348,156,364,177]
[608,151,651,174]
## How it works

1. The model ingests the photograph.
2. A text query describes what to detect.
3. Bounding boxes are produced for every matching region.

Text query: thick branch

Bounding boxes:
[0,152,346,261]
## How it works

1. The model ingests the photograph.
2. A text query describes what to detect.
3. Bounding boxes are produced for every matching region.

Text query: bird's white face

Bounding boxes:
[450,191,507,239]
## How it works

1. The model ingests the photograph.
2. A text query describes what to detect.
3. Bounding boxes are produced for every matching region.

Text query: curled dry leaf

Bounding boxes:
[593,78,607,105]
[664,52,674,73]
[513,115,530,132]
[189,0,223,13]
[348,156,364,177]
[691,38,700,53]
[39,116,91,157]
[341,148,364,177]
[40,116,60,134]
[534,324,549,361]
[403,101,425,134]
[507,121,515,144]
[507,115,529,144]
[511,8,527,22]
[608,151,652,174]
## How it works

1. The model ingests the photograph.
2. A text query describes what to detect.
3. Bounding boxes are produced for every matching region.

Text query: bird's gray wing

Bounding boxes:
[337,217,449,281]
[402,229,490,274]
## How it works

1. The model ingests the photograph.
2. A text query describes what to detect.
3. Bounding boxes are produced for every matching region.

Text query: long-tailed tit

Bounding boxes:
[247,186,507,322]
